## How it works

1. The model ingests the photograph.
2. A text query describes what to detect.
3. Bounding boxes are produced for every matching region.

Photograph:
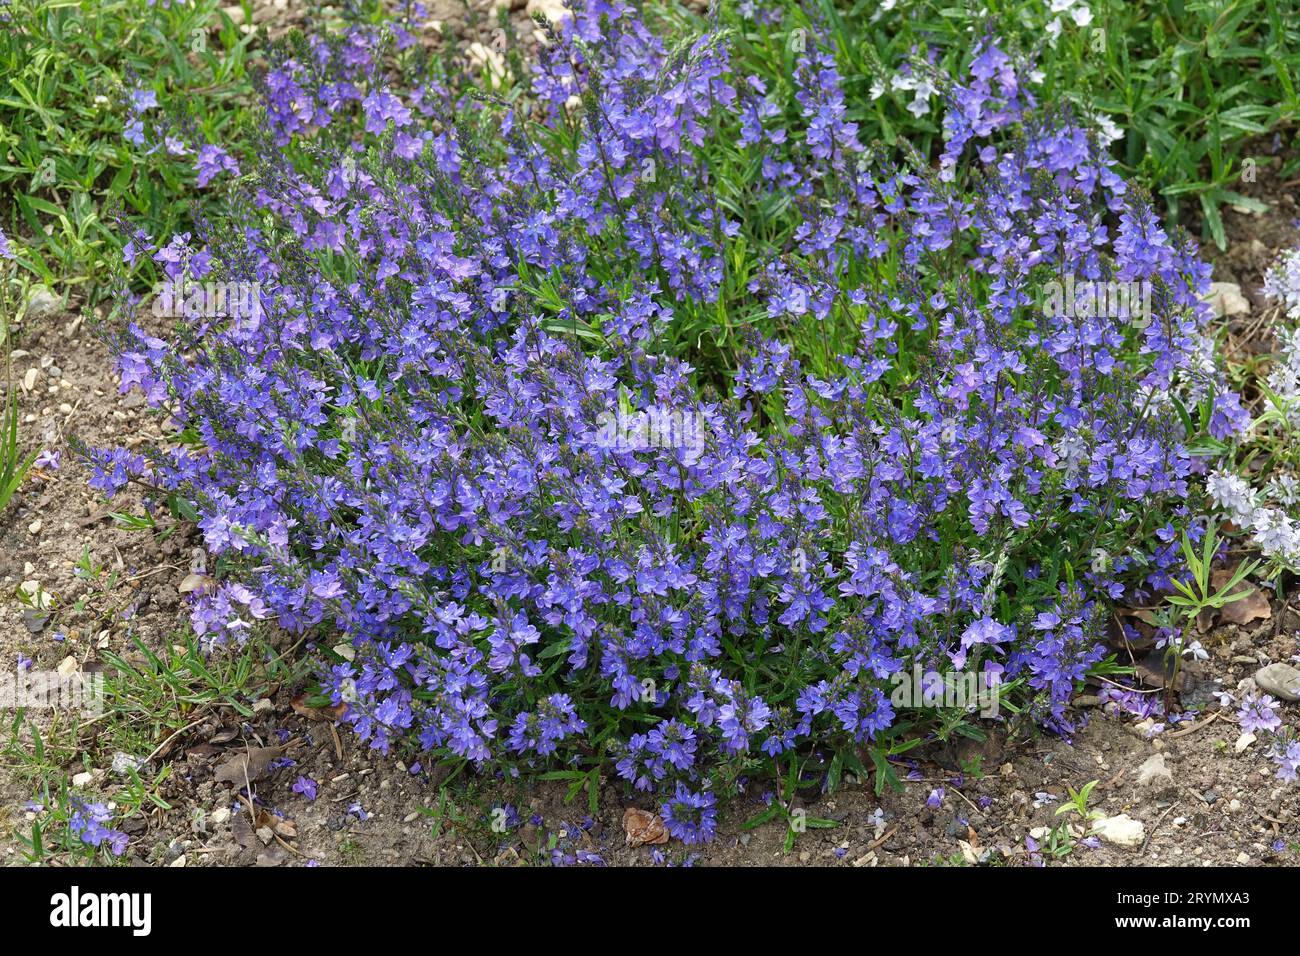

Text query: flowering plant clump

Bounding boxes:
[1206,246,1300,570]
[87,3,1246,830]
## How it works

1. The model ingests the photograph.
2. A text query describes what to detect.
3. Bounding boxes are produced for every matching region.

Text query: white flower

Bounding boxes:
[1267,474,1300,507]
[1071,5,1093,27]
[1264,249,1300,319]
[1252,507,1300,564]
[1092,112,1123,147]
[1207,469,1257,526]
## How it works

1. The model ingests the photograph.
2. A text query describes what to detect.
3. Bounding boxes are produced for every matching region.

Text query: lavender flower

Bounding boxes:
[292,775,318,801]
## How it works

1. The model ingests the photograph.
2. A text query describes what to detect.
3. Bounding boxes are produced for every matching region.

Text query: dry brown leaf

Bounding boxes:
[1211,569,1271,626]
[622,807,669,847]
[178,572,212,595]
[290,693,347,722]
[213,745,286,788]
[231,809,258,849]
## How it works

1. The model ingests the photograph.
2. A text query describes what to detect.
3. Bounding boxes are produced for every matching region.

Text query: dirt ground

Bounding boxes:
[1,7,1299,868]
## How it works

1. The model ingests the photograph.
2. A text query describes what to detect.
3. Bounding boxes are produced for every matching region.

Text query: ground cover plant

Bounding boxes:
[70,0,1280,845]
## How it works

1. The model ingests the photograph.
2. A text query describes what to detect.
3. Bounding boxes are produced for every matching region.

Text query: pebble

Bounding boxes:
[526,0,571,23]
[28,519,42,535]
[169,854,187,868]
[1093,814,1145,848]
[211,807,232,825]
[71,771,94,788]
[1137,753,1173,788]
[25,287,61,320]
[1235,732,1256,753]
[110,752,145,777]
[18,580,46,605]
[1205,282,1250,317]
[1255,663,1300,701]
[56,655,78,677]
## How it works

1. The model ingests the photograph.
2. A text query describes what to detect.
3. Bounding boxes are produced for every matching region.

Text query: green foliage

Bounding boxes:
[0,0,256,297]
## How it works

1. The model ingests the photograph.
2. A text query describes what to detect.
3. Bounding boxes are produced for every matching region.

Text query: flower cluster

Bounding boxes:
[1204,245,1300,571]
[68,798,129,856]
[89,2,1245,835]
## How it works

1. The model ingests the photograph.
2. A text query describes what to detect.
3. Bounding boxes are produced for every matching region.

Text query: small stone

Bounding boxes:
[110,752,145,777]
[168,854,187,868]
[56,655,78,678]
[526,0,571,22]
[252,698,273,715]
[466,43,507,83]
[1236,851,1251,865]
[1137,753,1173,788]
[256,826,274,846]
[1093,814,1145,848]
[1255,663,1300,702]
[1130,718,1158,738]
[71,771,94,788]
[211,807,232,825]
[1205,282,1250,318]
[20,580,52,610]
[1235,732,1257,753]
[27,519,42,535]
[25,287,61,320]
